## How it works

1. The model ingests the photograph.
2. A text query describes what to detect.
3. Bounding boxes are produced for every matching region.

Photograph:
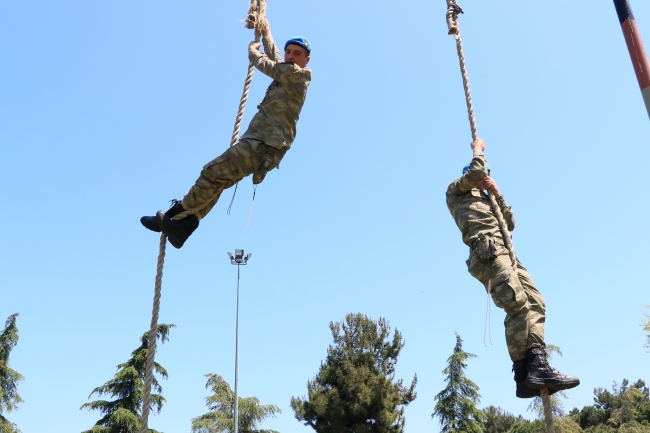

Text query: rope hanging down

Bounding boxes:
[445,2,555,433]
[138,3,267,432]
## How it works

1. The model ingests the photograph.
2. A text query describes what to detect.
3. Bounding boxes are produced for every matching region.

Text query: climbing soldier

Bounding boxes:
[446,138,580,399]
[141,25,311,248]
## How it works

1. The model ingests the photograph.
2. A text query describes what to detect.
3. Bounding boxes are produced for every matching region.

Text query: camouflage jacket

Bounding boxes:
[446,152,515,247]
[240,34,312,150]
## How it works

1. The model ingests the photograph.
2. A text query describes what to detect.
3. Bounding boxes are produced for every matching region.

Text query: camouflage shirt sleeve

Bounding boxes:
[262,33,282,63]
[249,37,307,84]
[447,152,489,195]
[496,194,516,231]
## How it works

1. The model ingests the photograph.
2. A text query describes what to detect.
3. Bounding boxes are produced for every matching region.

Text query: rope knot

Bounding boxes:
[446,1,463,35]
[244,0,268,33]
[245,13,269,33]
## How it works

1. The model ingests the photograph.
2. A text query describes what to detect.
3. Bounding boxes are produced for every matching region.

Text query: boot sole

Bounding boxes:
[526,377,580,391]
[167,234,186,249]
[516,389,540,399]
[141,216,162,233]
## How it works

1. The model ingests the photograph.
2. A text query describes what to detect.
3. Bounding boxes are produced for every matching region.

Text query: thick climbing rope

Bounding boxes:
[445,2,555,432]
[138,3,267,432]
[139,234,166,433]
[445,0,516,271]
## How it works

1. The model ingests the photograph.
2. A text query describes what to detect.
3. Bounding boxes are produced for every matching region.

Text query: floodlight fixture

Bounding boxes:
[228,249,251,265]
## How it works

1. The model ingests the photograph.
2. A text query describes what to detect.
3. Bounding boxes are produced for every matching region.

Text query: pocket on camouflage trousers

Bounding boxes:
[489,273,526,310]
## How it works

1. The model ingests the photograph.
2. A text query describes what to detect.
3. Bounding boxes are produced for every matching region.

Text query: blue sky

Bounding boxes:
[1,1,649,432]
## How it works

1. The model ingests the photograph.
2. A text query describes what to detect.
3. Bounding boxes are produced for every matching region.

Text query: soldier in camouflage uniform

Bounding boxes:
[141,27,311,248]
[446,138,579,398]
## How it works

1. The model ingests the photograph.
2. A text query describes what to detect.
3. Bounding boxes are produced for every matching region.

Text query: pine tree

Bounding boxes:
[0,313,23,433]
[190,373,281,433]
[432,333,486,433]
[291,313,417,433]
[80,324,175,433]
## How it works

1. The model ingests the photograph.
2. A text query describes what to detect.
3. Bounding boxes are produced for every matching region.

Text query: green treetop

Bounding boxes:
[80,324,175,433]
[291,313,417,433]
[0,313,23,433]
[191,373,281,433]
[432,333,486,433]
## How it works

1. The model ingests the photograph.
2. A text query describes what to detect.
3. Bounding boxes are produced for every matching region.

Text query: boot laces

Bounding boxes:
[539,352,560,373]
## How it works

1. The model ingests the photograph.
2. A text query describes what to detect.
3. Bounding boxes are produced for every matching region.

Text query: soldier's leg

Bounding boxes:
[469,253,543,398]
[516,260,545,350]
[513,261,580,391]
[181,139,267,219]
[181,151,245,220]
[485,255,531,362]
[142,140,266,249]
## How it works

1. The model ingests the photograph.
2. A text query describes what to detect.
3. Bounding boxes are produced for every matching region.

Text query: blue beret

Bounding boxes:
[285,37,311,54]
[462,163,490,174]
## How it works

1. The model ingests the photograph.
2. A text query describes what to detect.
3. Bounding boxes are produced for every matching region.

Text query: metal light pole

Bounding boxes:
[613,0,650,118]
[227,249,251,433]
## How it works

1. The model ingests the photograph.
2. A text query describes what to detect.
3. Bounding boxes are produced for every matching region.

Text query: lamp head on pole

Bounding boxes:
[228,249,251,265]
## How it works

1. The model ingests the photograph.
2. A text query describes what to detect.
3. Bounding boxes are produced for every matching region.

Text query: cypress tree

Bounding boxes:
[80,324,175,433]
[432,333,485,433]
[191,373,281,433]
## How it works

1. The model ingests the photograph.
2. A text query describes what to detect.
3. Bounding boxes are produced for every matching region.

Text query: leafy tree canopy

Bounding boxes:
[569,379,650,432]
[291,313,417,433]
[483,406,528,433]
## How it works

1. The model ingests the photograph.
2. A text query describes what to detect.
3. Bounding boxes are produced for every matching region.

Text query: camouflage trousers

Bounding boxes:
[181,139,283,220]
[467,242,546,361]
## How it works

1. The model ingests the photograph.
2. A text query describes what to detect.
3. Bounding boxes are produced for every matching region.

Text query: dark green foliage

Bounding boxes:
[555,417,584,433]
[583,425,617,433]
[80,324,175,433]
[579,406,609,429]
[483,406,527,433]
[0,417,21,433]
[509,420,543,433]
[291,313,417,433]
[432,333,486,433]
[0,314,23,433]
[190,373,281,433]
[571,379,650,432]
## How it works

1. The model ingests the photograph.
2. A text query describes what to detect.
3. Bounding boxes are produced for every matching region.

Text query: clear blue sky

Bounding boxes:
[1,1,649,432]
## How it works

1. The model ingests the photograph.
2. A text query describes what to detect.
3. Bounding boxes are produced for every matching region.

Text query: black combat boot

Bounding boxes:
[141,200,184,233]
[156,211,199,249]
[525,347,580,391]
[513,360,558,398]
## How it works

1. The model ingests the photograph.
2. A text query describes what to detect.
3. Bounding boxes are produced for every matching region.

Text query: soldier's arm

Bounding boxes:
[248,47,305,84]
[261,31,283,63]
[496,194,516,231]
[448,152,489,195]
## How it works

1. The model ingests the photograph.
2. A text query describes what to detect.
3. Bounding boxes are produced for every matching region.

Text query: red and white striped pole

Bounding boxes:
[614,0,650,118]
